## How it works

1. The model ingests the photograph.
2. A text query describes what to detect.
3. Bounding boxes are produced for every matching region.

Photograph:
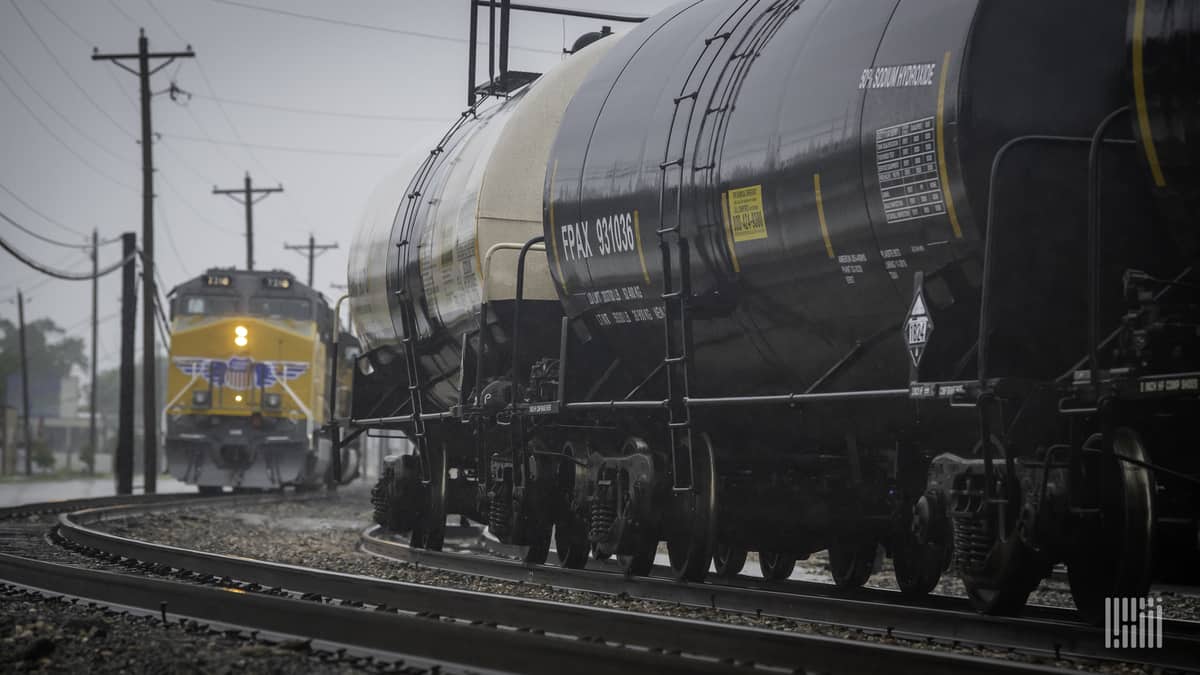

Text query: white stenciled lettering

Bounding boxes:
[561,211,637,263]
[858,62,938,90]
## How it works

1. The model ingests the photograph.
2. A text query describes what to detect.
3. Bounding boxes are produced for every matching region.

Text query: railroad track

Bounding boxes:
[0,496,1084,674]
[360,525,1200,673]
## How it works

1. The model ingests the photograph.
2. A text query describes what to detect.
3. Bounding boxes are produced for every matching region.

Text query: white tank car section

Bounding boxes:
[347,36,619,348]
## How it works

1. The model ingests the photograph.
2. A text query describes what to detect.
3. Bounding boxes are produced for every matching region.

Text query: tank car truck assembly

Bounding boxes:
[343,0,1200,620]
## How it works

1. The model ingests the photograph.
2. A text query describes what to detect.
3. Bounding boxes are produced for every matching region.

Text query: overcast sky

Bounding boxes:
[0,0,672,376]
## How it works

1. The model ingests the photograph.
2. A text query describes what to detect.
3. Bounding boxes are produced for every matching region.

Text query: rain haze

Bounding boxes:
[0,0,666,375]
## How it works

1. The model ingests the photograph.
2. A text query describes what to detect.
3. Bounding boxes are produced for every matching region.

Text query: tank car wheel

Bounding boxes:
[893,536,945,596]
[410,446,447,551]
[893,493,950,596]
[713,543,747,578]
[759,552,796,581]
[963,580,1034,616]
[555,441,590,569]
[523,523,553,565]
[197,485,223,496]
[828,540,878,589]
[618,536,657,577]
[591,544,611,562]
[1067,428,1155,624]
[666,433,716,583]
[555,519,589,569]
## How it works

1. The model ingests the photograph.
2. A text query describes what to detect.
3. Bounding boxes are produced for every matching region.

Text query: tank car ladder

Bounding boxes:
[657,27,737,492]
[395,236,429,479]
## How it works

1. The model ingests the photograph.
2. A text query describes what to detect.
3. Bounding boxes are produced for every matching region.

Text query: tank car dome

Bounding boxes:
[569,25,612,54]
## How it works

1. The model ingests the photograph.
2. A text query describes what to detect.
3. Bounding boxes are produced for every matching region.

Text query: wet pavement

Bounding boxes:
[0,477,192,507]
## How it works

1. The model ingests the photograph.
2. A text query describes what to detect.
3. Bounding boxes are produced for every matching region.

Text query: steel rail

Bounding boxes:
[49,502,1073,675]
[359,527,1200,672]
[0,552,716,675]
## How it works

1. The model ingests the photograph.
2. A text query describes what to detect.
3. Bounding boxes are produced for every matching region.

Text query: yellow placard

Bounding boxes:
[727,185,767,242]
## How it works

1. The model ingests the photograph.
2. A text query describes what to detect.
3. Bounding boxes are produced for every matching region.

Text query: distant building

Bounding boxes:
[3,374,109,473]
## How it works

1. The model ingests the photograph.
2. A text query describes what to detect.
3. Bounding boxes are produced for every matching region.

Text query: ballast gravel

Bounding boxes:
[88,486,1195,674]
[0,586,426,674]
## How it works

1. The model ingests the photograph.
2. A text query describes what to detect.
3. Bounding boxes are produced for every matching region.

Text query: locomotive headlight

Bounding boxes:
[234,394,244,403]
[234,325,249,347]
[263,393,282,410]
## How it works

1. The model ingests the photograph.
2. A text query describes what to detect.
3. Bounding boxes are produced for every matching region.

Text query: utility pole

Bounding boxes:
[117,233,137,495]
[284,235,338,287]
[94,30,193,494]
[214,173,282,271]
[88,228,98,475]
[17,291,33,476]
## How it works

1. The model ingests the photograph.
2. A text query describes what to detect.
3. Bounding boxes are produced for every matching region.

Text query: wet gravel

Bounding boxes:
[792,549,1200,621]
[0,585,419,674]
[87,487,1190,673]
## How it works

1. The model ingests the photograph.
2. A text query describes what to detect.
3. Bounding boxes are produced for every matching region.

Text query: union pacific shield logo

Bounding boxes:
[174,357,308,391]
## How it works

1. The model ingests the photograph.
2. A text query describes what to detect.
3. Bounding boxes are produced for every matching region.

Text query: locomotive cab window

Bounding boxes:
[250,297,312,321]
[179,295,239,316]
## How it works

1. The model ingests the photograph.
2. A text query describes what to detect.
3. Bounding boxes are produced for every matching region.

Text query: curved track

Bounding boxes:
[0,495,1084,674]
[360,525,1200,672]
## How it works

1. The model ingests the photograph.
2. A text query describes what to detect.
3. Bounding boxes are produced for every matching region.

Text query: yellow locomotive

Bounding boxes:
[164,268,357,492]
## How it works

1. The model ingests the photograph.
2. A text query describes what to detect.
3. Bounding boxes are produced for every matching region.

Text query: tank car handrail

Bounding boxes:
[564,399,669,411]
[977,132,1136,387]
[481,241,547,302]
[685,388,910,407]
[475,241,548,407]
[351,411,456,426]
[1086,107,1132,393]
[558,388,911,412]
[510,235,547,393]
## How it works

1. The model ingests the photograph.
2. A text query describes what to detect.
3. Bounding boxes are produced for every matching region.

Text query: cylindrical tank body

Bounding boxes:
[1131,0,1200,241]
[545,0,1186,416]
[348,38,619,409]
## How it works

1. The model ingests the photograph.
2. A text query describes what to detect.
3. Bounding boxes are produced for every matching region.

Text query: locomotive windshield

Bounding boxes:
[179,295,239,316]
[249,297,312,321]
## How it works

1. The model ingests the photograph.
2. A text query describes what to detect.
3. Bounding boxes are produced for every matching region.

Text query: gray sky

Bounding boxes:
[0,0,670,375]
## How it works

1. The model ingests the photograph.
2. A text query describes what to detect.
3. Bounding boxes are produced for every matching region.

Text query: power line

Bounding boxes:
[142,0,186,44]
[66,309,119,332]
[157,173,241,237]
[0,67,139,193]
[209,0,559,55]
[9,0,137,139]
[179,103,250,175]
[35,0,139,116]
[163,133,410,158]
[1,227,136,280]
[155,198,191,278]
[0,41,136,167]
[190,92,445,122]
[154,0,320,235]
[186,49,318,231]
[106,0,139,28]
[0,205,90,249]
[0,179,84,238]
[0,250,81,292]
